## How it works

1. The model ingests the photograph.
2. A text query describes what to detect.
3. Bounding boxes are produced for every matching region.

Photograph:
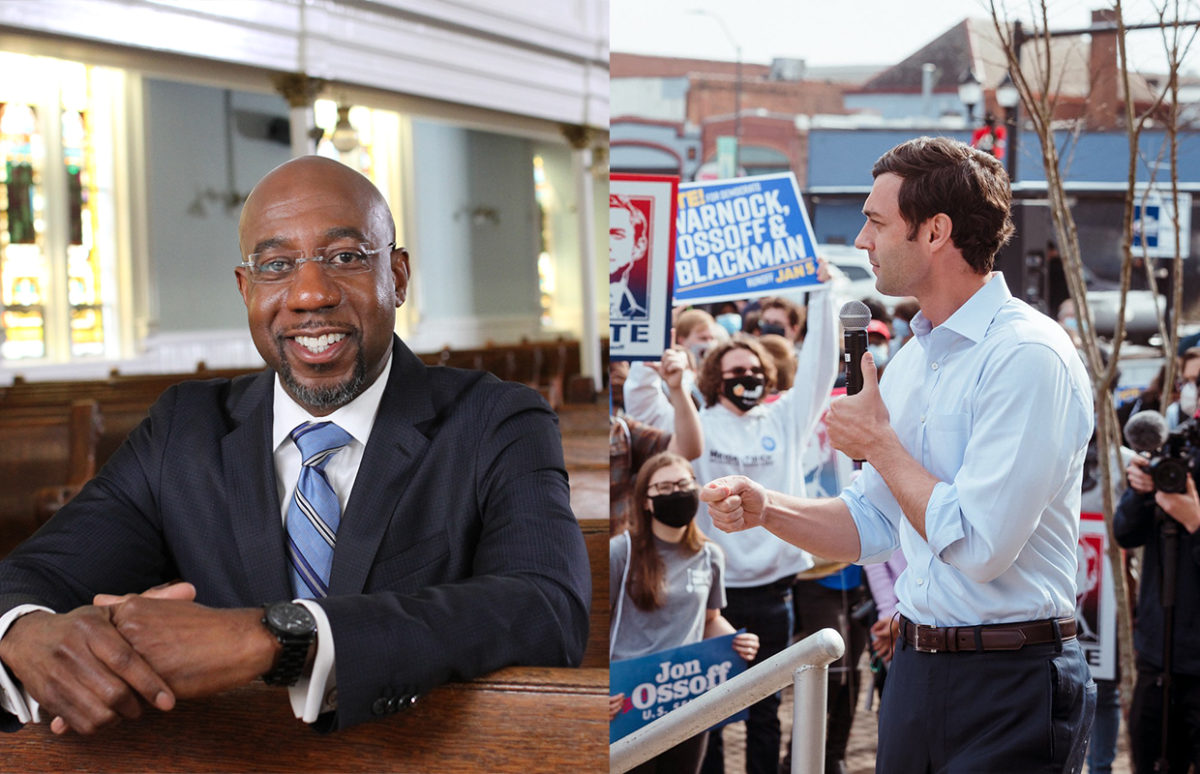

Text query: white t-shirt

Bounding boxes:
[624,289,840,587]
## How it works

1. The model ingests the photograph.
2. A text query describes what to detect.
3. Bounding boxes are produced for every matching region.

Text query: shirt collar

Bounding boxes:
[911,272,1010,343]
[272,351,393,452]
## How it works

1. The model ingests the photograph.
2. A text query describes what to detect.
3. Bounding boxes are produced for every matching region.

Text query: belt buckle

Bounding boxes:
[913,624,940,653]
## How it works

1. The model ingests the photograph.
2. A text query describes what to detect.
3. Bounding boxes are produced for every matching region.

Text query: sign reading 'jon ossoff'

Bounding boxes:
[609,632,748,743]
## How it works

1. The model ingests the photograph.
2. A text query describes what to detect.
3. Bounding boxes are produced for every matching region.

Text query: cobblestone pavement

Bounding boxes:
[718,664,1132,774]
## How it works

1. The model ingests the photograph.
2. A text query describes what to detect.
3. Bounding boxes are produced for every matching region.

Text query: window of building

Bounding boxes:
[0,52,118,362]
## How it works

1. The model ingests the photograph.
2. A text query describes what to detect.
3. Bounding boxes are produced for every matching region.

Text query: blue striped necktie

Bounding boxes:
[287,421,352,598]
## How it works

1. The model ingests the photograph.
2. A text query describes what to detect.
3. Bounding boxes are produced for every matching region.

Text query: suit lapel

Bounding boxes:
[222,371,293,603]
[330,338,434,594]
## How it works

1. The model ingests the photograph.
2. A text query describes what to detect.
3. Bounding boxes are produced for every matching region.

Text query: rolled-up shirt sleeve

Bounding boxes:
[841,473,901,564]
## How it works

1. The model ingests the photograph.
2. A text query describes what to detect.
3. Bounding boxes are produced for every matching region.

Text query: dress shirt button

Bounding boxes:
[916,577,925,586]
[931,362,939,371]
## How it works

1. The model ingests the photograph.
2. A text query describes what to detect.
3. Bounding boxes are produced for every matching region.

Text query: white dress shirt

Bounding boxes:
[841,273,1093,626]
[0,354,392,725]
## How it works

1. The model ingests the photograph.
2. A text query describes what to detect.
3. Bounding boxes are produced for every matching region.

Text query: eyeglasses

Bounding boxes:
[648,478,697,496]
[239,242,394,283]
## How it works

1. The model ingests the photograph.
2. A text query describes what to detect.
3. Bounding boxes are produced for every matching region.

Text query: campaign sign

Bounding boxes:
[610,632,748,743]
[674,173,821,306]
[610,174,678,361]
[1077,512,1117,681]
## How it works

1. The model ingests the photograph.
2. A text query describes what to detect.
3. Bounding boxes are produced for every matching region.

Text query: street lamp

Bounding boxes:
[995,71,1020,183]
[688,9,742,176]
[957,69,982,123]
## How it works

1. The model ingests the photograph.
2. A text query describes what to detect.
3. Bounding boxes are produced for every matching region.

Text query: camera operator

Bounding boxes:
[1115,418,1200,773]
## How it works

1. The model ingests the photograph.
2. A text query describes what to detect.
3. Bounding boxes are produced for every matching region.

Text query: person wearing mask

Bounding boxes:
[630,264,838,774]
[609,452,759,774]
[1166,347,1200,430]
[756,296,805,350]
[622,309,719,433]
[866,319,892,372]
[676,308,721,368]
[1116,433,1200,772]
[889,298,919,356]
[711,302,743,338]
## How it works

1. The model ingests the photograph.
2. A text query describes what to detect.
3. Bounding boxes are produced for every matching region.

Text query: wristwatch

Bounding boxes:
[261,601,317,687]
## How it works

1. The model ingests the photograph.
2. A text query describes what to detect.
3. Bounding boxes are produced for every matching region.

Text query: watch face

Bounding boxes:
[267,603,316,636]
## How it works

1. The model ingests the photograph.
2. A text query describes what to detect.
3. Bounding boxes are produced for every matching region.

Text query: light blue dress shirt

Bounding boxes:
[841,273,1094,627]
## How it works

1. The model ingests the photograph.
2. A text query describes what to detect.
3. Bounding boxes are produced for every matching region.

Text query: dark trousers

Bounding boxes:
[631,731,709,774]
[791,579,870,765]
[701,579,794,774]
[1129,666,1200,773]
[876,632,1095,773]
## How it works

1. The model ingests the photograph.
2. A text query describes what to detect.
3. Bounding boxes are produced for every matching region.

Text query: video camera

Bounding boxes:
[1124,411,1200,494]
[1148,419,1200,493]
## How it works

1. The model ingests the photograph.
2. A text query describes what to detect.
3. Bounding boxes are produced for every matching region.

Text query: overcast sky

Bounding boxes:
[609,0,1200,76]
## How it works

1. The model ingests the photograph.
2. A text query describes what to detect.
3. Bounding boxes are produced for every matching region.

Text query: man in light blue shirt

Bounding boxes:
[702,136,1095,772]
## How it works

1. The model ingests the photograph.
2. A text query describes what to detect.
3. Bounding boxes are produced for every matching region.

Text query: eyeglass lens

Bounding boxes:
[649,478,696,495]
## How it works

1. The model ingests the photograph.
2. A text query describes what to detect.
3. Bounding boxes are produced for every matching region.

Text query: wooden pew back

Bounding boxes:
[0,399,100,555]
[579,518,610,669]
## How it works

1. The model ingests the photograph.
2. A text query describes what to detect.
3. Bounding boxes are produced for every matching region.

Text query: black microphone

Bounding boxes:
[839,300,871,396]
[1124,409,1169,453]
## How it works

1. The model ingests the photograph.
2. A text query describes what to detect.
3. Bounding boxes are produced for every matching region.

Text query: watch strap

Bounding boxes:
[261,604,315,687]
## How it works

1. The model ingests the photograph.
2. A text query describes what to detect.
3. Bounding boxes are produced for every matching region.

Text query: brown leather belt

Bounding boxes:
[898,615,1076,653]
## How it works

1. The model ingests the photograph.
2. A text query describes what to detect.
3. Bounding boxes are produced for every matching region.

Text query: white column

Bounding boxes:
[565,125,602,395]
[272,74,325,158]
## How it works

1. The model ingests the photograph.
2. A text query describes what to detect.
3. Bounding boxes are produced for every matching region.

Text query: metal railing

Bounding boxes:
[610,628,845,774]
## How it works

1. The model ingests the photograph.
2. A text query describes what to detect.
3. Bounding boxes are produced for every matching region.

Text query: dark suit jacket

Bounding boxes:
[0,337,590,730]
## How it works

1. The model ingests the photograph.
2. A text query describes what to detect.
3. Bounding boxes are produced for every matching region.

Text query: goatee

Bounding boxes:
[275,337,368,411]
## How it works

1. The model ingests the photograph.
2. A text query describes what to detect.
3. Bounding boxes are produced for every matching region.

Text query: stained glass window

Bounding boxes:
[63,107,104,357]
[0,53,112,362]
[0,101,47,359]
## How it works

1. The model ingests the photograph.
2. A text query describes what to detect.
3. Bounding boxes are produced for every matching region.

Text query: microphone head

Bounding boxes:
[1124,410,1169,453]
[839,300,871,331]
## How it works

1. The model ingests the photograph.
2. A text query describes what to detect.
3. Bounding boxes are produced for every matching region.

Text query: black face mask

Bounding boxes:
[722,374,765,411]
[758,322,785,338]
[649,489,700,528]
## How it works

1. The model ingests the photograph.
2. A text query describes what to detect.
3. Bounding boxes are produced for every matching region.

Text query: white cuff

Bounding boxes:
[0,605,52,724]
[288,599,336,723]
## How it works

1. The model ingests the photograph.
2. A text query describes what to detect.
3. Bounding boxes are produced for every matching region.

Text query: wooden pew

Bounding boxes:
[414,339,579,409]
[579,518,610,670]
[0,400,100,556]
[1,666,608,773]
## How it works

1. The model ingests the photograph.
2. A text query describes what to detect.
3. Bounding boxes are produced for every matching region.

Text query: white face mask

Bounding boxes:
[1181,381,1198,417]
[868,343,889,367]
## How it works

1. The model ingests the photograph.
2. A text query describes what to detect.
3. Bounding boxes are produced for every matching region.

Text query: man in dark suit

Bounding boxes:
[0,156,590,734]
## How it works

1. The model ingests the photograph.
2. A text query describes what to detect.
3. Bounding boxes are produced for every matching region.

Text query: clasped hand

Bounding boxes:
[0,582,276,734]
